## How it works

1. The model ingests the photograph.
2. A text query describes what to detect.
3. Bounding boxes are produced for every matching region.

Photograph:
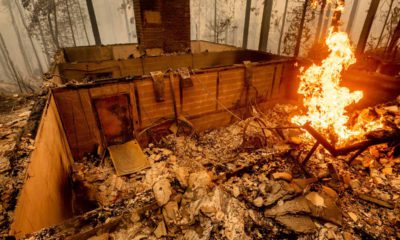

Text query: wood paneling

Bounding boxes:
[11,96,74,238]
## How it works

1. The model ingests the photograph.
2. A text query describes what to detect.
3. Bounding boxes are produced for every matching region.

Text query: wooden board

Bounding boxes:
[108,140,150,176]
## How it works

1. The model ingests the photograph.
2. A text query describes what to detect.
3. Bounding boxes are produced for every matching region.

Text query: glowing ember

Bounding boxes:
[291,29,382,143]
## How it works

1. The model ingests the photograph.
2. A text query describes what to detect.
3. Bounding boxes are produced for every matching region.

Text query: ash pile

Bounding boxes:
[0,94,46,235]
[30,99,400,240]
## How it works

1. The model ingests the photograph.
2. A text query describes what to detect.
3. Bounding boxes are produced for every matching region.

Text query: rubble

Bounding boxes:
[0,93,46,236]
[4,100,400,239]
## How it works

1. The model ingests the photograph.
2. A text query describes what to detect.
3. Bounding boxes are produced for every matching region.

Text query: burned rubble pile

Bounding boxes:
[0,94,46,236]
[31,99,400,240]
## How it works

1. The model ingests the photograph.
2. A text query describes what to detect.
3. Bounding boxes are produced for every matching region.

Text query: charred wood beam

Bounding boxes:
[302,141,319,166]
[302,122,400,159]
[27,190,155,239]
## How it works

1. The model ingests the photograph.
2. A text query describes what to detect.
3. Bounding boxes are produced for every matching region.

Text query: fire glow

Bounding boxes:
[291,29,382,143]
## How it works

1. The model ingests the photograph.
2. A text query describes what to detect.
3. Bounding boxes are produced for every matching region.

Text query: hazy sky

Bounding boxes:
[0,0,397,84]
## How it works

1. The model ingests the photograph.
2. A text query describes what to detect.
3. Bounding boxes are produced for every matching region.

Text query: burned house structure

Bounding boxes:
[2,0,399,239]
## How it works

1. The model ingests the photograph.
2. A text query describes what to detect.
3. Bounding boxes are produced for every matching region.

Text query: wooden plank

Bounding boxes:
[77,89,102,148]
[12,96,74,238]
[89,83,130,98]
[129,83,141,136]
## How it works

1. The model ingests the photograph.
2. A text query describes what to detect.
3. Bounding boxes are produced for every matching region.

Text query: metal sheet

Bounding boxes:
[108,140,150,176]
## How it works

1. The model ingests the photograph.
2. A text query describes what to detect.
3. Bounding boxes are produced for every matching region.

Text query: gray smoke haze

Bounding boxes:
[0,0,397,89]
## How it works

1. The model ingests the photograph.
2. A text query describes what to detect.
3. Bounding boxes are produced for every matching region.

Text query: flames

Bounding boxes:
[291,29,382,143]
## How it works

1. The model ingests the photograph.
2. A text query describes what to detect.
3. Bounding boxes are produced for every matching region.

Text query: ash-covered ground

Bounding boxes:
[28,98,400,240]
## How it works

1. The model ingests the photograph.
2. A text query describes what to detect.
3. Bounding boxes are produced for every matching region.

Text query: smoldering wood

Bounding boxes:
[302,122,400,160]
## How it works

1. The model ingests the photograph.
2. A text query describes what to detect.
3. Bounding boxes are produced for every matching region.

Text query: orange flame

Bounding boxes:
[291,28,381,143]
[311,0,345,11]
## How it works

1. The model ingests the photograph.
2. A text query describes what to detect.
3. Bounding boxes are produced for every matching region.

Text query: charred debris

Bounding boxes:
[1,95,399,239]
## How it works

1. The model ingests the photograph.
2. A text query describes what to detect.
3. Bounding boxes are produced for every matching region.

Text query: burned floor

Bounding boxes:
[0,97,396,240]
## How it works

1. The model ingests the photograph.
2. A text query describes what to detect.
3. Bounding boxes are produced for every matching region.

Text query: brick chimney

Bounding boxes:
[133,0,191,53]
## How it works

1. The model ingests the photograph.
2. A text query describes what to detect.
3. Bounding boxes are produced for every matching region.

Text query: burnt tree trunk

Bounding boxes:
[386,19,400,59]
[331,0,344,31]
[321,2,332,39]
[86,0,101,45]
[356,0,381,54]
[77,0,91,45]
[277,0,289,54]
[376,0,395,49]
[38,20,52,65]
[66,0,77,46]
[5,0,32,75]
[242,0,251,48]
[214,0,217,42]
[0,48,12,79]
[346,0,359,33]
[258,0,273,51]
[314,0,326,44]
[294,0,309,57]
[53,0,60,47]
[15,0,44,74]
[47,0,59,49]
[0,33,23,92]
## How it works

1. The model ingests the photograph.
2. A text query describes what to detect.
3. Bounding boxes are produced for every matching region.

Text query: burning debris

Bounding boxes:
[291,28,384,145]
[24,98,400,239]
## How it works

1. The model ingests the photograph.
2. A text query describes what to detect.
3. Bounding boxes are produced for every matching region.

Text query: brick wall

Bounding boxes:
[53,61,293,159]
[133,0,191,52]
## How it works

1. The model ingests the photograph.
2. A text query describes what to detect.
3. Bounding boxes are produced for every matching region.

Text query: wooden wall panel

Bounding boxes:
[64,46,113,62]
[11,96,74,238]
[89,83,130,98]
[54,91,97,160]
